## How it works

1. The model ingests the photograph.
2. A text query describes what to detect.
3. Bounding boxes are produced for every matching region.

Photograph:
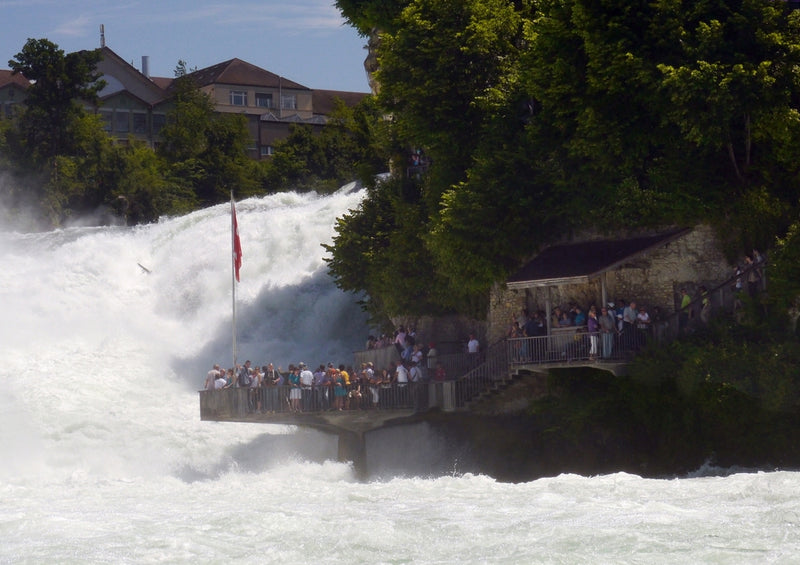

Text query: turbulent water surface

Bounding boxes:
[1,187,798,564]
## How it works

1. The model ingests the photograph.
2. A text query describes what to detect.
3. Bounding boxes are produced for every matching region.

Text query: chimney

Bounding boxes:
[141,56,150,78]
[100,24,105,48]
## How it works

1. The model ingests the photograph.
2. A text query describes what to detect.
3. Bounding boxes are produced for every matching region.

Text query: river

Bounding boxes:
[0,187,797,563]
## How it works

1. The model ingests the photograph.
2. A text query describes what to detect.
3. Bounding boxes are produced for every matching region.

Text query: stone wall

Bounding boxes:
[487,225,731,344]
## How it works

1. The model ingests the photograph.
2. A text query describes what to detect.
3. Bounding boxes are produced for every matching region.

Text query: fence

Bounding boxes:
[199,380,458,419]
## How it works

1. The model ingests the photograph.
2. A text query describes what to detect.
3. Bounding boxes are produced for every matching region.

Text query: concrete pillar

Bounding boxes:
[338,430,367,479]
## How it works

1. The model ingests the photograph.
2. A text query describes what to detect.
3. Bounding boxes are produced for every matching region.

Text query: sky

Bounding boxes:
[0,0,372,93]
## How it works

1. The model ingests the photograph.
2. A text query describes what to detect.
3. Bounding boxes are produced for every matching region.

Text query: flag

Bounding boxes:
[232,198,242,282]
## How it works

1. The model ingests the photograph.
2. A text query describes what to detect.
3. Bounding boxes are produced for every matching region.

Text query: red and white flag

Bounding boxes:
[231,197,242,282]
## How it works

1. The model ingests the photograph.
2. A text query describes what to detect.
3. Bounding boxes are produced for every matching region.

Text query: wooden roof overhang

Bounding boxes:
[506,228,691,290]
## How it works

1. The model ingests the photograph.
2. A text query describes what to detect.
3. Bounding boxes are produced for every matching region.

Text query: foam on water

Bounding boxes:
[1,189,798,564]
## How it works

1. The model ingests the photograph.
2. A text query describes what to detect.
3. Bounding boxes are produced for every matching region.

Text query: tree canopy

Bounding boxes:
[325,0,800,320]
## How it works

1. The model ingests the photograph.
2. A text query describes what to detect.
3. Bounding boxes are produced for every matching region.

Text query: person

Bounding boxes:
[249,365,263,411]
[222,368,234,388]
[587,309,599,360]
[394,326,407,354]
[288,365,302,412]
[699,286,711,324]
[299,362,314,410]
[236,360,254,412]
[434,363,447,381]
[467,333,480,366]
[599,306,616,359]
[379,368,393,409]
[236,360,252,388]
[214,371,228,389]
[333,368,347,410]
[635,306,651,349]
[573,306,586,326]
[744,254,761,298]
[426,342,438,372]
[204,364,221,390]
[395,360,409,407]
[622,301,637,350]
[409,361,425,411]
[313,364,328,410]
[263,363,283,412]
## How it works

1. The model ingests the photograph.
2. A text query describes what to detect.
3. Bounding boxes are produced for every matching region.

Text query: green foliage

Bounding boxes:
[767,218,800,321]
[262,97,387,193]
[158,73,257,205]
[629,320,800,414]
[335,0,411,34]
[326,0,800,320]
[8,38,105,166]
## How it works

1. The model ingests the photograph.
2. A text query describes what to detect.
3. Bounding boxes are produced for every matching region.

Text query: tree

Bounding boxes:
[263,96,387,192]
[158,63,257,205]
[328,0,800,319]
[8,38,105,165]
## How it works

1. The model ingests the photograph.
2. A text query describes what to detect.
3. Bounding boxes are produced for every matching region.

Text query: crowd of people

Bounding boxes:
[203,355,449,414]
[508,299,664,361]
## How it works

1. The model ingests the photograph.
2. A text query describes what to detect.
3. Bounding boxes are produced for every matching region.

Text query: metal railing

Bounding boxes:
[199,380,458,419]
[201,261,768,418]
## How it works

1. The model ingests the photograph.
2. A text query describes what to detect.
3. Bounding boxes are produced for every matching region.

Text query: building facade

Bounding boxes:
[0,46,368,158]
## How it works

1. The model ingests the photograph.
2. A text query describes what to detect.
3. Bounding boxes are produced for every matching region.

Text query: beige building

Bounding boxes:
[187,57,367,159]
[1,46,368,158]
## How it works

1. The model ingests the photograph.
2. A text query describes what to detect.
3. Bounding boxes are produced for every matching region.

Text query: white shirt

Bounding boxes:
[468,339,479,353]
[300,369,314,387]
[395,364,409,384]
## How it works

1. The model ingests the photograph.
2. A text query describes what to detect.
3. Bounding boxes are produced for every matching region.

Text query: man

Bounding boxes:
[409,361,425,411]
[622,302,637,350]
[298,362,314,410]
[313,364,328,410]
[598,306,616,359]
[395,360,409,408]
[204,364,221,390]
[467,333,480,365]
[237,360,252,388]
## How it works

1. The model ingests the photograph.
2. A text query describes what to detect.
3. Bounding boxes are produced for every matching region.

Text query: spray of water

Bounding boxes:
[0,187,370,481]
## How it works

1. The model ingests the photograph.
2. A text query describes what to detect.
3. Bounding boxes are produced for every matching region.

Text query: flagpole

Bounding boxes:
[230,191,238,369]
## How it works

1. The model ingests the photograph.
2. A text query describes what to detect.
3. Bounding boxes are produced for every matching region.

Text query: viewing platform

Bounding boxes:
[199,258,764,477]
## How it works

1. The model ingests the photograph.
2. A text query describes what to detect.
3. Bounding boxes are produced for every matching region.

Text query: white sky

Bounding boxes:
[1,0,371,92]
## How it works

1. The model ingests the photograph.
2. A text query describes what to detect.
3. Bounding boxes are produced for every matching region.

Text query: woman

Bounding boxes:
[288,366,302,412]
[333,369,347,411]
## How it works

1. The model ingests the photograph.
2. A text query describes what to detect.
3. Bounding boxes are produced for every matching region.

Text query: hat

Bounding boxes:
[608,302,615,308]
[298,362,306,368]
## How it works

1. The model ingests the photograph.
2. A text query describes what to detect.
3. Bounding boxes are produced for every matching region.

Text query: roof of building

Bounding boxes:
[506,228,692,288]
[312,89,369,116]
[0,69,30,89]
[188,58,309,90]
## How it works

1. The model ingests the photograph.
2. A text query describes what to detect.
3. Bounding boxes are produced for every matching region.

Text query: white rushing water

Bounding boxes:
[1,187,798,564]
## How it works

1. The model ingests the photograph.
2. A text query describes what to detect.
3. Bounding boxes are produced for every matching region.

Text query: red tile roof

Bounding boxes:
[0,69,30,89]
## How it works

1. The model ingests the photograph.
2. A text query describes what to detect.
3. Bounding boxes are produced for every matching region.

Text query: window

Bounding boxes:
[280,94,297,110]
[255,93,273,108]
[115,110,130,133]
[99,110,113,132]
[152,114,166,134]
[230,90,248,106]
[133,113,147,134]
[260,145,274,157]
